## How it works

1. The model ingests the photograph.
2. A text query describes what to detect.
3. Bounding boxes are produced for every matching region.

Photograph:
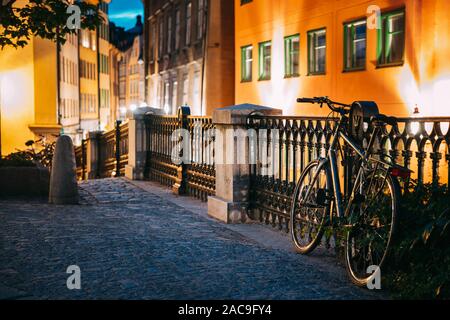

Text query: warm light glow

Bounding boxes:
[139,102,147,108]
[129,104,137,111]
[398,64,450,117]
[256,22,301,114]
[0,70,31,119]
[163,104,170,115]
[119,106,127,115]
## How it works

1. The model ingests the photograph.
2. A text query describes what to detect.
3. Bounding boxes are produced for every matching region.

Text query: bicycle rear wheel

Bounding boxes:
[345,167,400,287]
[290,160,331,254]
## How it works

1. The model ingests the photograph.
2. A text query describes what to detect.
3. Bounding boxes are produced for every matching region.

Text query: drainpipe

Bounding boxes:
[200,0,210,116]
[56,27,62,132]
[77,29,82,139]
[0,76,2,156]
[96,9,101,131]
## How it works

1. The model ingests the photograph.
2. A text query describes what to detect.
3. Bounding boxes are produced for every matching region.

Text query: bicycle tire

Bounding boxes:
[290,160,331,254]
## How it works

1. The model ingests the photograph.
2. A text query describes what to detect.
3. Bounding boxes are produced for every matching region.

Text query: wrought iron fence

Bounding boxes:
[74,121,129,180]
[144,108,216,201]
[98,121,129,178]
[144,114,180,187]
[246,115,450,232]
[185,116,216,201]
[74,139,87,180]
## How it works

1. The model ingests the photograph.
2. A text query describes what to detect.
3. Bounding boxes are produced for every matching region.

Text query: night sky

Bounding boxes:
[109,0,144,30]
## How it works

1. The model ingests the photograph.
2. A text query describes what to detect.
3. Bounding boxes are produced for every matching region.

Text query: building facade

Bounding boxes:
[111,16,146,120]
[235,0,450,117]
[143,0,235,116]
[0,0,119,155]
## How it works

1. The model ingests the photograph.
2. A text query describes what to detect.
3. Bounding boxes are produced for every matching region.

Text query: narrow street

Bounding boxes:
[0,178,381,300]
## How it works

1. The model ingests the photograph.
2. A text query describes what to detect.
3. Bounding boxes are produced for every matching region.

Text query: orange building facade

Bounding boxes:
[235,0,450,117]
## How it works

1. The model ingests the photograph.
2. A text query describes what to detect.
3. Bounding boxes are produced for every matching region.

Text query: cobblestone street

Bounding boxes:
[0,178,382,300]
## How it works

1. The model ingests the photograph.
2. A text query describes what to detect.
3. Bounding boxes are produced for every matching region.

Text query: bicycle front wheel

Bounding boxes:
[345,168,400,287]
[290,160,331,254]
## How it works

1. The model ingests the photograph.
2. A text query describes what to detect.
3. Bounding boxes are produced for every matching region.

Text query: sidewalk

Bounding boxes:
[0,178,383,300]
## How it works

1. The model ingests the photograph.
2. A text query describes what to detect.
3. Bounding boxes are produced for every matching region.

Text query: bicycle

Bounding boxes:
[290,96,411,287]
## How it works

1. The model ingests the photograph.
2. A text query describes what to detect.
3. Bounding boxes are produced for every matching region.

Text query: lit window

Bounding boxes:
[378,9,405,66]
[308,29,326,75]
[284,34,300,77]
[259,41,271,80]
[241,45,252,82]
[344,20,366,71]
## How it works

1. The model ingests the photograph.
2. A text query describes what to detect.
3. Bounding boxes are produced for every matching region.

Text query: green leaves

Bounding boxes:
[0,0,103,49]
[385,184,450,299]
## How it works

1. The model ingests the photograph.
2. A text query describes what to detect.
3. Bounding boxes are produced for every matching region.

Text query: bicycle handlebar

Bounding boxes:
[297,96,351,114]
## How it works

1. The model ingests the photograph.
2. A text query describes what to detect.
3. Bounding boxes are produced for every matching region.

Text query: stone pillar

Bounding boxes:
[207,104,282,224]
[86,131,102,179]
[125,107,164,180]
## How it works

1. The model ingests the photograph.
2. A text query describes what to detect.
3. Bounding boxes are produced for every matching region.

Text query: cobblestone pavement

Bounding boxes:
[0,178,383,300]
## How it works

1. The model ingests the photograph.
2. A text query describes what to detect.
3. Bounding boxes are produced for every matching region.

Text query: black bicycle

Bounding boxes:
[290,96,410,287]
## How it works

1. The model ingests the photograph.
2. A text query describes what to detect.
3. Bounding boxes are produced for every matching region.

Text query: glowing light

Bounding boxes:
[398,64,450,117]
[139,102,147,108]
[410,122,420,135]
[119,106,127,115]
[129,104,137,111]
[163,104,170,115]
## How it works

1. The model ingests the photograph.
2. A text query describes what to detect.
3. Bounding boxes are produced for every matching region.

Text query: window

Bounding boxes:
[308,29,326,75]
[182,75,189,105]
[284,34,300,77]
[164,81,170,114]
[378,9,405,66]
[175,9,181,50]
[172,81,178,113]
[186,2,192,46]
[100,54,109,74]
[150,23,155,61]
[197,0,205,40]
[193,71,201,114]
[259,41,271,80]
[344,20,366,71]
[167,15,173,53]
[241,45,252,82]
[158,19,164,57]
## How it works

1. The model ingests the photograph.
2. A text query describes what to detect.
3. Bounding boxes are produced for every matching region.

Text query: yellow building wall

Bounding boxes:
[80,44,99,121]
[0,41,36,156]
[32,37,58,127]
[235,0,450,117]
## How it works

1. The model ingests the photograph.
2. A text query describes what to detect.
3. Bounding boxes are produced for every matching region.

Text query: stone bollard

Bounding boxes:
[49,135,79,205]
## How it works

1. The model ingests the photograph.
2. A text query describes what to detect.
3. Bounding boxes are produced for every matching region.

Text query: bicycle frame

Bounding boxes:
[305,116,389,220]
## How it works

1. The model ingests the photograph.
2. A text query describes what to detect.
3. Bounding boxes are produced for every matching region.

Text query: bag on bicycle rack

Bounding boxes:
[348,101,380,144]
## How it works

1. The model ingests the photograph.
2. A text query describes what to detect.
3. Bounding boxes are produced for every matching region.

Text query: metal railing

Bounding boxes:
[74,139,87,180]
[144,108,216,201]
[74,121,129,180]
[98,120,129,178]
[246,115,450,231]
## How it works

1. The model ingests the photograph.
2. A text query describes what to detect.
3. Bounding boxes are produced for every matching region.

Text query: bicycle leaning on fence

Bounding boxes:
[290,96,411,287]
